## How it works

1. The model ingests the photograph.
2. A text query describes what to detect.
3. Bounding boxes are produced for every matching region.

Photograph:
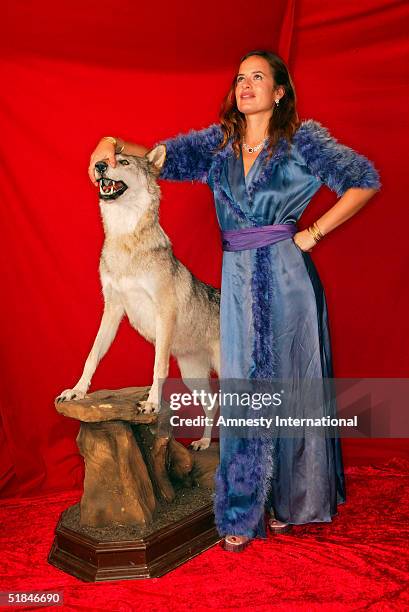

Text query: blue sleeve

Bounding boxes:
[293,119,381,197]
[154,123,224,183]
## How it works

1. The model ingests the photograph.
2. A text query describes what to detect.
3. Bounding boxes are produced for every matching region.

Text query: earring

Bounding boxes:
[275,98,280,106]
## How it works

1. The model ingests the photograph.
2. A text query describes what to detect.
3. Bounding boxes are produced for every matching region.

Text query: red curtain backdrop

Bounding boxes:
[1,0,408,499]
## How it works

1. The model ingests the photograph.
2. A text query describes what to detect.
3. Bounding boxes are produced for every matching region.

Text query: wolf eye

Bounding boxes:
[119,159,129,165]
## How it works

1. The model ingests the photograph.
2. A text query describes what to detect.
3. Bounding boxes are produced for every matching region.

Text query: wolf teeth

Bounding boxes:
[99,179,121,197]
[100,183,115,196]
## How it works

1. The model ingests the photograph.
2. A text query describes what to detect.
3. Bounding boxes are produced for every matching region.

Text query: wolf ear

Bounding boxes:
[145,144,166,174]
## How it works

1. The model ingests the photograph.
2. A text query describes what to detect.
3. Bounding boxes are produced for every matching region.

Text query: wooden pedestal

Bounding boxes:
[49,386,221,581]
[48,500,220,581]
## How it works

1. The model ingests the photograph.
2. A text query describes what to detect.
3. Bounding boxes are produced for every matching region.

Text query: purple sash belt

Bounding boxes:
[221,223,297,251]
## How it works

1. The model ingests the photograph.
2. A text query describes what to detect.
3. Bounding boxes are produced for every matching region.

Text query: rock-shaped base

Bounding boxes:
[55,386,215,529]
[78,422,156,527]
[50,386,222,580]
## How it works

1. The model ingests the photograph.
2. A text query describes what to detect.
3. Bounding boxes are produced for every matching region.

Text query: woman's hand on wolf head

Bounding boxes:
[88,138,117,186]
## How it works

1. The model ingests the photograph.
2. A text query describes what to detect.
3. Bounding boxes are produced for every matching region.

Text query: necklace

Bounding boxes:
[242,138,267,154]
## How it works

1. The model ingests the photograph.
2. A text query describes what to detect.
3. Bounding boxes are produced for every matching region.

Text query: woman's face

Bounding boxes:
[235,56,280,115]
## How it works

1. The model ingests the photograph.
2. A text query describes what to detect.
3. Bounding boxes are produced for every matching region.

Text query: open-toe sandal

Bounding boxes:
[220,534,252,552]
[267,516,292,534]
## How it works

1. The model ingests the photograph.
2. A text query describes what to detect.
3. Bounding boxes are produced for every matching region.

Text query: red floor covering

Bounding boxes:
[1,458,408,612]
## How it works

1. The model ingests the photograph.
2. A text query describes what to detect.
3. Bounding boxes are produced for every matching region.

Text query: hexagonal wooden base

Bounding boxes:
[48,501,221,581]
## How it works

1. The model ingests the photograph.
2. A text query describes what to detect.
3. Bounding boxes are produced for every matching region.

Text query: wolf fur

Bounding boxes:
[56,146,220,451]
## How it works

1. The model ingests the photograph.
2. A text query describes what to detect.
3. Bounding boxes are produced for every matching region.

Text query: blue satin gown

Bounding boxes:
[210,146,346,539]
[157,120,380,540]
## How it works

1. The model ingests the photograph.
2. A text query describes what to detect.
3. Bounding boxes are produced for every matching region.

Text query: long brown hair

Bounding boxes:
[217,50,300,159]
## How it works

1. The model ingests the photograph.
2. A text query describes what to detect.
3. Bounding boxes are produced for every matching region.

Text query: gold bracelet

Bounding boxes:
[102,135,117,146]
[308,227,317,243]
[313,221,324,240]
[308,226,320,243]
[308,221,324,244]
[102,136,125,154]
[314,221,324,238]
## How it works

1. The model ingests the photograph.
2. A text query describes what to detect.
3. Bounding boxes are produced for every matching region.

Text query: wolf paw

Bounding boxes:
[55,388,86,403]
[188,437,211,451]
[139,400,160,414]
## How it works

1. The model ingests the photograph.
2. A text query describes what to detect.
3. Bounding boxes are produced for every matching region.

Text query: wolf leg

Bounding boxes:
[56,300,124,402]
[177,352,217,451]
[140,304,176,413]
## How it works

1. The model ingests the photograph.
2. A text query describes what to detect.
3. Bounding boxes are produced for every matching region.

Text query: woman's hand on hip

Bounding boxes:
[293,229,316,253]
[88,138,117,186]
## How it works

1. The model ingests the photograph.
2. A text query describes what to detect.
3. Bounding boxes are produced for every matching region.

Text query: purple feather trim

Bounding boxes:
[209,141,257,225]
[246,137,291,205]
[249,246,277,379]
[213,243,278,538]
[156,123,223,183]
[292,119,381,197]
[213,436,275,537]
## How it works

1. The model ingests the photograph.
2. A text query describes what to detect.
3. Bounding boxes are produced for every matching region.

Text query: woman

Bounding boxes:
[89,50,381,552]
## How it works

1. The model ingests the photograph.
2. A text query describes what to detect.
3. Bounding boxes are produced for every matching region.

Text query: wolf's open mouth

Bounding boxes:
[97,177,128,200]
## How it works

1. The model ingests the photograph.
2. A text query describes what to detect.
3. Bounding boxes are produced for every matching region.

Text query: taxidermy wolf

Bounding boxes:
[56,146,220,451]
